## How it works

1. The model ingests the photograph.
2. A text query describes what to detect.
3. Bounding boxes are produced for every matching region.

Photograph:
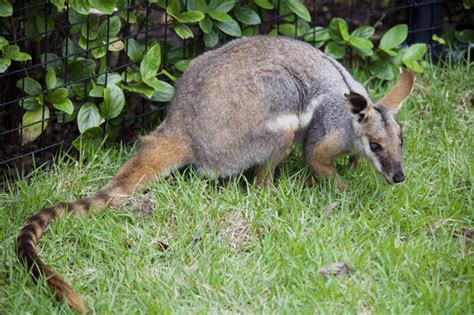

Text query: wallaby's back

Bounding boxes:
[167,36,366,177]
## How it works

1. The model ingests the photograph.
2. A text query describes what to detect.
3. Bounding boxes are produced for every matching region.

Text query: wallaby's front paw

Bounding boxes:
[305,175,316,188]
[335,175,346,192]
[349,155,361,169]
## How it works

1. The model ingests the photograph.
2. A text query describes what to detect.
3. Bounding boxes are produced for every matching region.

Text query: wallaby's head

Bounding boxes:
[345,70,415,184]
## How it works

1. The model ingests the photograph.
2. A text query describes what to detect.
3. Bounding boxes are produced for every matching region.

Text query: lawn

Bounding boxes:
[0,59,472,314]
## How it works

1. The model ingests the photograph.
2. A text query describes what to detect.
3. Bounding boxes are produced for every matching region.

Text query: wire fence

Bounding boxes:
[0,0,471,182]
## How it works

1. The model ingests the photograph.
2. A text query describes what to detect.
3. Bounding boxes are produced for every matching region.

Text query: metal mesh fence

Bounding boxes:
[0,0,471,181]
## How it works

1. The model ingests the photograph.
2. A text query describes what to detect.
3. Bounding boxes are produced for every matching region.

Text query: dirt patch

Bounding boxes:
[218,214,263,250]
[122,192,157,216]
[319,262,354,279]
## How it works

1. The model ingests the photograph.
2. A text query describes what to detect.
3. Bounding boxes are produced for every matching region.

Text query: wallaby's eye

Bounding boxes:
[369,142,382,152]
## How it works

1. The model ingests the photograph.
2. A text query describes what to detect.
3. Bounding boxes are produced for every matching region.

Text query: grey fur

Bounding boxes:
[156,35,410,183]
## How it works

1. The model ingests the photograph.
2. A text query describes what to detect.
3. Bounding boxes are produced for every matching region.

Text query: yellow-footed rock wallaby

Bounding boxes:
[17,36,414,312]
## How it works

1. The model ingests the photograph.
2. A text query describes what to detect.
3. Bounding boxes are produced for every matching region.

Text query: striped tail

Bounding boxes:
[16,130,192,312]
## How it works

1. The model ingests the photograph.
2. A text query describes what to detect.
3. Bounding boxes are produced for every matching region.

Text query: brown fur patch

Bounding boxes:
[306,130,342,178]
[305,130,346,190]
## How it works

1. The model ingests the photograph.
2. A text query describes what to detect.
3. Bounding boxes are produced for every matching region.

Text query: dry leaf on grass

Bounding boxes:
[322,202,338,218]
[453,227,473,244]
[152,239,170,251]
[319,262,354,279]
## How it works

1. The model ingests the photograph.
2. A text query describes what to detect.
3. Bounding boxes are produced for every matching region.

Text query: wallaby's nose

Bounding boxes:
[392,172,406,183]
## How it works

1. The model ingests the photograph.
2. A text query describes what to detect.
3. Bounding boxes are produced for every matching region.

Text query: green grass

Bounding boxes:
[1,60,472,314]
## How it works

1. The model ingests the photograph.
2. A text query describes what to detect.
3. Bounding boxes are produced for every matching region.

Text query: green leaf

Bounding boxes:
[89,85,105,97]
[199,16,213,34]
[324,42,345,59]
[286,0,311,22]
[140,44,161,83]
[209,11,233,22]
[402,43,427,61]
[204,30,219,47]
[89,0,115,15]
[380,24,408,49]
[303,27,329,43]
[0,36,8,52]
[174,60,191,72]
[21,106,49,144]
[173,21,194,39]
[177,10,206,23]
[46,88,69,103]
[102,85,125,119]
[215,20,241,37]
[0,0,13,17]
[403,60,424,73]
[454,29,474,44]
[369,59,396,80]
[354,46,373,58]
[349,37,373,49]
[126,38,143,62]
[380,46,397,57]
[328,18,347,44]
[6,45,32,62]
[40,53,63,72]
[68,59,96,82]
[35,15,55,34]
[77,102,103,133]
[274,24,304,37]
[123,82,155,98]
[52,97,74,115]
[351,26,375,39]
[72,126,104,150]
[97,72,123,87]
[255,0,274,10]
[46,69,57,90]
[0,57,11,73]
[51,0,65,9]
[209,0,235,13]
[62,38,77,61]
[71,0,91,14]
[17,78,42,96]
[20,97,40,111]
[97,16,122,40]
[432,34,446,45]
[187,0,208,12]
[148,81,175,102]
[233,7,261,25]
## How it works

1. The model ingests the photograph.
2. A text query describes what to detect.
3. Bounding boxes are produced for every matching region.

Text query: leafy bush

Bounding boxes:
[0,0,433,149]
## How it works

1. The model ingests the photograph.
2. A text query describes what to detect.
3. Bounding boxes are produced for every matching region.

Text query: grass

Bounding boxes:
[1,59,472,314]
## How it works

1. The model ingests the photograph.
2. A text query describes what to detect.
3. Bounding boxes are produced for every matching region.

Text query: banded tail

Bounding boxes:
[17,130,191,312]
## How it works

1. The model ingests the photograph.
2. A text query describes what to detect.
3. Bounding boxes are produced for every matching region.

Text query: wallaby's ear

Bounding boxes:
[345,91,371,123]
[379,69,415,115]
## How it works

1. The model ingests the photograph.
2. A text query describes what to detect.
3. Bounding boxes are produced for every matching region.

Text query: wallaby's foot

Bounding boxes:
[335,174,346,192]
[349,154,361,169]
[254,164,276,188]
[304,174,345,192]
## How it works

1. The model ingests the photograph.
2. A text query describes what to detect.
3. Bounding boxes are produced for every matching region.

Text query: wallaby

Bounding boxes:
[16,35,414,312]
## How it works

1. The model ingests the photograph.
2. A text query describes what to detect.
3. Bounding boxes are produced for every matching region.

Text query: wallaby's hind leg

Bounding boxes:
[304,132,345,191]
[86,130,192,210]
[255,132,294,187]
[17,128,193,313]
